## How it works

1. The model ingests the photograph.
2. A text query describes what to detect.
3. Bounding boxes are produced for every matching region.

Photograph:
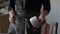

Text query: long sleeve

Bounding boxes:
[42,0,51,13]
[8,0,15,11]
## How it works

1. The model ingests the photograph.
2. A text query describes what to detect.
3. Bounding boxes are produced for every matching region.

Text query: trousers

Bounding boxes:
[7,15,41,34]
[7,16,27,34]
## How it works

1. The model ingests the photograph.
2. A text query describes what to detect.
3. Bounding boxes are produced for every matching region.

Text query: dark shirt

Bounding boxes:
[8,0,51,17]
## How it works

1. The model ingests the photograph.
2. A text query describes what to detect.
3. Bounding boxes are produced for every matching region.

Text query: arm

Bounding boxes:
[8,0,15,17]
[8,0,16,23]
[39,0,51,25]
[40,0,51,18]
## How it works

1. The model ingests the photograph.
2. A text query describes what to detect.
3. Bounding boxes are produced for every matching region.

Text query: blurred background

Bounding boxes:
[0,0,60,34]
[0,0,9,34]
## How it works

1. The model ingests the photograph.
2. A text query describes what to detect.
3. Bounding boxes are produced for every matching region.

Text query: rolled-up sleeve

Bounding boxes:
[8,0,15,11]
[42,0,51,13]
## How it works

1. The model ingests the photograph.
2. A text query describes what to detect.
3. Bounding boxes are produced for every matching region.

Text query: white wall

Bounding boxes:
[46,0,60,34]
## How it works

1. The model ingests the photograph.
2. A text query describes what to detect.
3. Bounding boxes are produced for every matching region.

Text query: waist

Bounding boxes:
[15,7,39,11]
[15,10,40,17]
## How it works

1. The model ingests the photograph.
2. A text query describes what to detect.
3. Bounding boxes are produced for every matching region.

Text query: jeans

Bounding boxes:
[7,15,41,34]
[7,16,27,34]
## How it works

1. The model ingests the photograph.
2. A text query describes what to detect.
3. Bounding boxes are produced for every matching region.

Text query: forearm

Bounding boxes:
[8,0,15,17]
[40,10,48,17]
[8,10,15,17]
[40,0,51,17]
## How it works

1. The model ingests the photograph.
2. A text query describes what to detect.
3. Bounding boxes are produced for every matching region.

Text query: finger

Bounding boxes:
[38,19,41,26]
[41,20,46,25]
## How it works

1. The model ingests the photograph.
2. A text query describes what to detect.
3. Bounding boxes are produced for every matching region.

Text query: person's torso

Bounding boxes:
[15,0,42,17]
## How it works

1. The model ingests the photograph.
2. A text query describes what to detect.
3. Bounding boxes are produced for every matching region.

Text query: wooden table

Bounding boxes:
[0,14,9,33]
